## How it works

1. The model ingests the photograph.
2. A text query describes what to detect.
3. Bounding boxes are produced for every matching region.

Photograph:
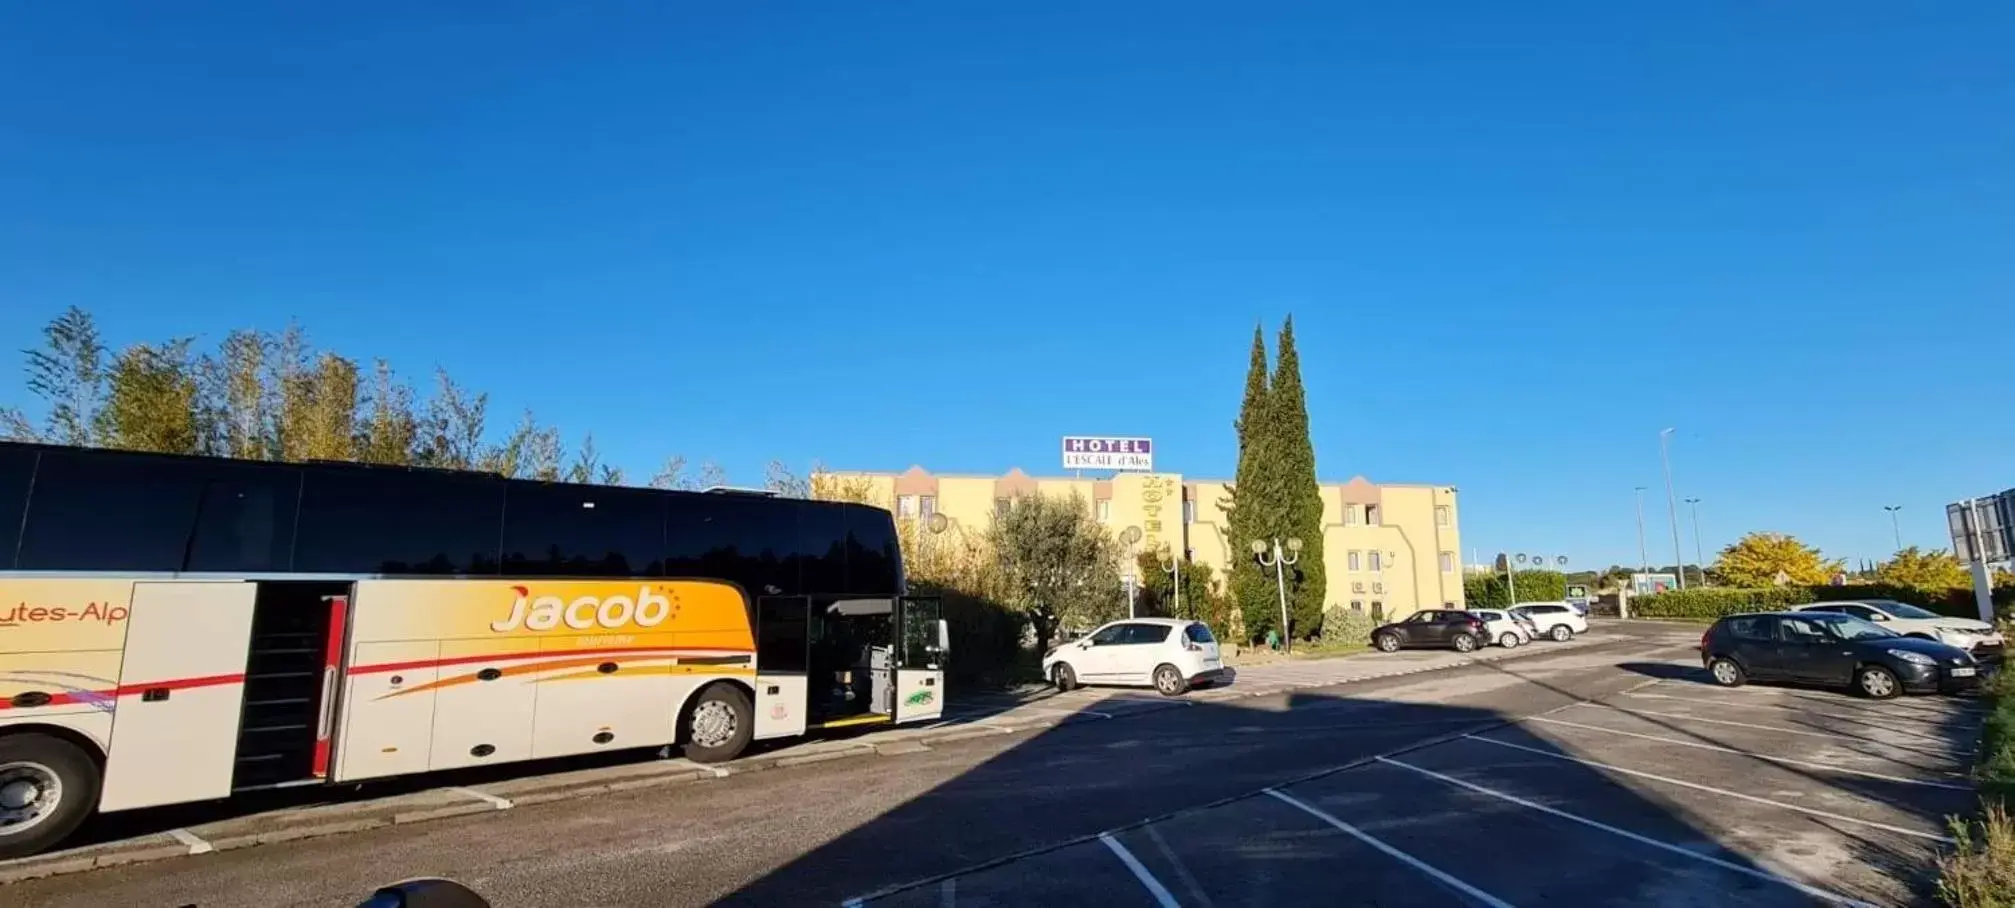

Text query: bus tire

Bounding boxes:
[681,683,755,764]
[0,732,101,860]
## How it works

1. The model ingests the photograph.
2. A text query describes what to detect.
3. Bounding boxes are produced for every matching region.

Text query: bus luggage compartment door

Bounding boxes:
[99,581,258,812]
[892,597,946,724]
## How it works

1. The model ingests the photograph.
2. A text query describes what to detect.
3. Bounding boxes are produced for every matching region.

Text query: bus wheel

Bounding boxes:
[0,733,100,860]
[681,684,754,764]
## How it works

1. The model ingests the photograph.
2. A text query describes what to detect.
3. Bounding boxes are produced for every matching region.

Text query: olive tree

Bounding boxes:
[988,492,1123,655]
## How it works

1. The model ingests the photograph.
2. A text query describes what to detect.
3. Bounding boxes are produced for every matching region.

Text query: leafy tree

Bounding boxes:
[650,455,691,490]
[1221,325,1278,642]
[1712,532,1843,588]
[695,460,729,489]
[765,460,810,497]
[988,492,1122,655]
[99,339,203,454]
[1268,316,1325,639]
[296,353,360,462]
[1878,547,1970,590]
[567,433,604,484]
[358,359,419,466]
[484,411,549,478]
[3,306,106,444]
[419,368,488,470]
[199,328,270,460]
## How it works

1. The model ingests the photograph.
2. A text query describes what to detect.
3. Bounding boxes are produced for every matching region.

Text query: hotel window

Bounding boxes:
[1183,499,1195,524]
[1347,550,1361,571]
[920,495,936,519]
[1096,499,1112,523]
[1365,504,1380,525]
[994,497,1012,517]
[1344,505,1361,526]
[1350,600,1364,612]
[897,495,917,518]
[1435,505,1451,527]
[1369,551,1383,572]
[1439,551,1455,573]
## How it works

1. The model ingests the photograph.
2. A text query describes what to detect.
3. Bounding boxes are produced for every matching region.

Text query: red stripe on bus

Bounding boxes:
[0,673,248,711]
[347,646,753,676]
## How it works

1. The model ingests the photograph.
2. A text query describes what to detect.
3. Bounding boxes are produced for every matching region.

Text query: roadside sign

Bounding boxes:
[1062,436,1153,471]
[1950,491,2014,565]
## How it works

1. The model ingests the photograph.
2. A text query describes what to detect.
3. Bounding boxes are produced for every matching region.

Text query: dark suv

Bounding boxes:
[1700,611,1981,699]
[1371,609,1488,653]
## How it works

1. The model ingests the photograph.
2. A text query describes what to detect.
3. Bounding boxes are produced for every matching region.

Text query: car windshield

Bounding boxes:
[1882,602,1942,620]
[1819,614,1901,641]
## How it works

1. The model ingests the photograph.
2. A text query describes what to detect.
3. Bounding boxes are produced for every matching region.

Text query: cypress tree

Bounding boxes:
[1270,316,1326,640]
[1222,325,1280,642]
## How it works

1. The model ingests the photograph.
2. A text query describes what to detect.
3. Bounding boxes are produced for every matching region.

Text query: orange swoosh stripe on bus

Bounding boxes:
[349,645,752,676]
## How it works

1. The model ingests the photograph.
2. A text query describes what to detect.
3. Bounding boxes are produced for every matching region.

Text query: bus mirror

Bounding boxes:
[937,619,951,654]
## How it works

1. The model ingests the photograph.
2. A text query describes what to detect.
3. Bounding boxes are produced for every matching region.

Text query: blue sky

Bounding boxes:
[3,3,2011,570]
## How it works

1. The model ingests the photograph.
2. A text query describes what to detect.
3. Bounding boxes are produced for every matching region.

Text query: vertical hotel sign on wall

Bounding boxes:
[1138,473,1182,558]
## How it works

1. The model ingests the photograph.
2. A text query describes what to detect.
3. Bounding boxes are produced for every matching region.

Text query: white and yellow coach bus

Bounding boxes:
[0,441,946,857]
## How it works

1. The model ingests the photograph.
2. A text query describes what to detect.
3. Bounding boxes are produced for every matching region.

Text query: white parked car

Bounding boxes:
[1511,602,1588,642]
[1044,618,1227,696]
[1791,601,2005,658]
[1470,608,1535,648]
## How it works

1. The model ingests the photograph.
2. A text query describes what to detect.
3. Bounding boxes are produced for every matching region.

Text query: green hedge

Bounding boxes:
[1464,570,1567,608]
[1637,583,2015,620]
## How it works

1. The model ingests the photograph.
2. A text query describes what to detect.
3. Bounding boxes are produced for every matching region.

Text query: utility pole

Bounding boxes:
[1684,497,1705,585]
[1634,486,1649,583]
[1883,505,1903,552]
[1659,429,1686,589]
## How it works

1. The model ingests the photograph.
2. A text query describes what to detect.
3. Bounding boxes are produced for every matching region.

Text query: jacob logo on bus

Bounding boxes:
[490,585,678,633]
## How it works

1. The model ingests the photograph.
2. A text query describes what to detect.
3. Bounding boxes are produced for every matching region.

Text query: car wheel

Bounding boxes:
[1498,632,1520,648]
[1452,633,1478,653]
[1153,664,1189,697]
[1707,657,1746,687]
[681,683,755,763]
[1052,663,1078,692]
[1550,625,1573,642]
[0,733,101,860]
[1856,665,1902,700]
[1374,633,1401,653]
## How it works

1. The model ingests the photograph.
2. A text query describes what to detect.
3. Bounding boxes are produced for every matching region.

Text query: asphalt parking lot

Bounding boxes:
[0,624,1984,907]
[857,658,1980,908]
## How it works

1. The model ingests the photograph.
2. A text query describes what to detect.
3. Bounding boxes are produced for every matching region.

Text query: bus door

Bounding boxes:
[99,581,258,812]
[754,596,809,740]
[893,596,947,723]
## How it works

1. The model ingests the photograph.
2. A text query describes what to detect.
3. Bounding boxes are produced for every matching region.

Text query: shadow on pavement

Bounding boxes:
[716,664,1973,907]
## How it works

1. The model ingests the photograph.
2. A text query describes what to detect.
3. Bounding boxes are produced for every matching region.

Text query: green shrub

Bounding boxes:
[1633,586,1815,619]
[924,583,1030,690]
[1464,569,1567,608]
[1939,667,2015,905]
[1321,604,1378,647]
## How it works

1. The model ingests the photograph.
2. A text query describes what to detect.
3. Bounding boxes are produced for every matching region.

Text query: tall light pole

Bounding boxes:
[1119,526,1143,618]
[1883,506,1903,552]
[1659,428,1685,589]
[1252,537,1303,653]
[1684,497,1705,585]
[1633,486,1649,584]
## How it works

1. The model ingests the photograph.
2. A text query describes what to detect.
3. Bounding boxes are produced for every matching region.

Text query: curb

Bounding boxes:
[0,629,1635,886]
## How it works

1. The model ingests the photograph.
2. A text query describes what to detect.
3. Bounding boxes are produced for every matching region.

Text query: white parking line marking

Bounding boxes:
[1099,833,1181,908]
[1622,692,1976,737]
[165,827,213,855]
[939,877,956,908]
[1263,789,1515,908]
[1464,735,1955,843]
[447,786,514,809]
[1579,703,1974,755]
[1377,756,1879,907]
[1527,716,1973,790]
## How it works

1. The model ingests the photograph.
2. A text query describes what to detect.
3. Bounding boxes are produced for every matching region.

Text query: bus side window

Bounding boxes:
[0,446,35,569]
[503,484,665,577]
[844,506,898,595]
[186,465,302,572]
[17,449,207,571]
[795,502,846,595]
[295,468,504,575]
[666,495,796,594]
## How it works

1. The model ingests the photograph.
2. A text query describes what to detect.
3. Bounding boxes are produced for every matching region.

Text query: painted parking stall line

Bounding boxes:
[1576,703,1974,758]
[1621,692,1980,740]
[1464,735,1956,844]
[1262,788,1515,908]
[1525,715,1974,790]
[1374,756,1880,907]
[1099,833,1182,908]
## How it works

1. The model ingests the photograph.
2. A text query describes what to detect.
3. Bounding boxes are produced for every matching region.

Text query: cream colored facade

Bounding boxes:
[835,466,1463,621]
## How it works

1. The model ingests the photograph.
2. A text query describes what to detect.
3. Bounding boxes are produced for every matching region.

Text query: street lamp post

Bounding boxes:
[1633,487,1649,582]
[1883,506,1903,552]
[1119,526,1143,619]
[1659,429,1686,590]
[1684,498,1705,585]
[1251,537,1303,654]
